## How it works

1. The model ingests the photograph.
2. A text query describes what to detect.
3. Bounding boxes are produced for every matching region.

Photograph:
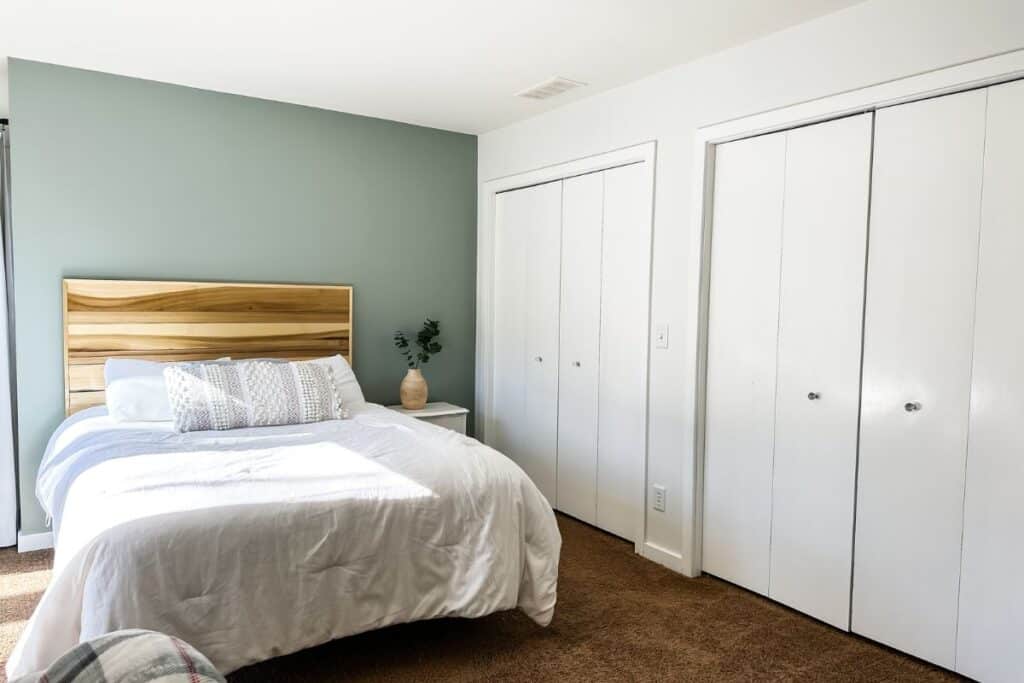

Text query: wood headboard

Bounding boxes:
[63,279,353,415]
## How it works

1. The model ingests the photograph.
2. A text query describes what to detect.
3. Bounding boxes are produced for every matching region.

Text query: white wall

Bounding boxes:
[0,59,9,118]
[478,0,1024,570]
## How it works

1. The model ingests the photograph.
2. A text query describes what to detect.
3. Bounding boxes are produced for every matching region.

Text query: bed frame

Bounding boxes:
[63,279,354,415]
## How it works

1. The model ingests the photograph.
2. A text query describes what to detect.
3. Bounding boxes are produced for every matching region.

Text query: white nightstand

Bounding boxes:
[386,402,469,434]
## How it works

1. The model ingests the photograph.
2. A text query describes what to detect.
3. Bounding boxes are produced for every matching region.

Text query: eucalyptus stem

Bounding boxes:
[393,318,442,369]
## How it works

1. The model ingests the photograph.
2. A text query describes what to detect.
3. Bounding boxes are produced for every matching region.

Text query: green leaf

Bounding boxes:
[394,318,443,367]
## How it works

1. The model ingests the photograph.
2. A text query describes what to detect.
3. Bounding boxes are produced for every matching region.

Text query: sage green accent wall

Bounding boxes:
[8,59,477,534]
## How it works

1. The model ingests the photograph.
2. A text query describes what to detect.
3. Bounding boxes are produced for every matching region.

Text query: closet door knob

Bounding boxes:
[807,392,821,401]
[573,361,581,367]
[904,401,922,412]
[534,356,543,363]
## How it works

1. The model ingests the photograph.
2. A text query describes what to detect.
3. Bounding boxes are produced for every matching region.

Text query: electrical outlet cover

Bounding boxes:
[655,324,669,349]
[653,485,666,512]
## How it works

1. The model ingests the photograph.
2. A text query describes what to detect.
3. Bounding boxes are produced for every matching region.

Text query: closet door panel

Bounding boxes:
[522,181,564,506]
[493,181,562,504]
[703,132,786,594]
[957,80,1024,683]
[557,172,603,523]
[491,192,527,465]
[769,114,872,630]
[597,162,651,542]
[853,90,986,668]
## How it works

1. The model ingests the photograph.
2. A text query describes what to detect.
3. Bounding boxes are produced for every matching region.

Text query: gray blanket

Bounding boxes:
[12,630,224,683]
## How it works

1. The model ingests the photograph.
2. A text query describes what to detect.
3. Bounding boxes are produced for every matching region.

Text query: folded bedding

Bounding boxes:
[6,404,561,678]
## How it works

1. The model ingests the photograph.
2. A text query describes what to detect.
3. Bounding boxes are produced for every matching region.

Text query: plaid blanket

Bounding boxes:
[11,629,225,683]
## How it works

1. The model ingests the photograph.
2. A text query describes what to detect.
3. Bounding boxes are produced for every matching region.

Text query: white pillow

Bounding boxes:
[104,358,229,422]
[311,354,366,407]
[104,359,174,422]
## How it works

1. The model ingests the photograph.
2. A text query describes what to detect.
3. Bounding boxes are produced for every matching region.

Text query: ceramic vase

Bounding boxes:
[400,368,428,409]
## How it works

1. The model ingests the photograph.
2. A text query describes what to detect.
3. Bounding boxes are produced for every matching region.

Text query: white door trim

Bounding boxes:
[476,141,657,558]
[686,48,1024,577]
[17,529,53,552]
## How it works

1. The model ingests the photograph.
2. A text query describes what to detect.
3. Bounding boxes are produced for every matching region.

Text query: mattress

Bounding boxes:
[7,404,560,678]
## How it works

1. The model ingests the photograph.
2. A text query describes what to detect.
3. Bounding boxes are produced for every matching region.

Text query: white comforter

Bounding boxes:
[7,404,560,678]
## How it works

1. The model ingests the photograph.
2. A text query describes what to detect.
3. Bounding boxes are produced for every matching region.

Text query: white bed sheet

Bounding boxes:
[7,404,560,678]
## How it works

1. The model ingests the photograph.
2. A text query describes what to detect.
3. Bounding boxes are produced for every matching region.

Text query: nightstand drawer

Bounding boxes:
[419,413,467,434]
[386,402,469,435]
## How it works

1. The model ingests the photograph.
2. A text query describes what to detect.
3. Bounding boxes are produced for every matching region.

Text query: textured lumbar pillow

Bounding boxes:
[163,359,342,432]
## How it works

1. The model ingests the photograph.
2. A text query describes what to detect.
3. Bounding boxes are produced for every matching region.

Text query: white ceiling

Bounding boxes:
[0,0,863,133]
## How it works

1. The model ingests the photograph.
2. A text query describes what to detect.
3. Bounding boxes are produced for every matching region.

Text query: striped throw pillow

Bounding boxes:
[163,359,342,432]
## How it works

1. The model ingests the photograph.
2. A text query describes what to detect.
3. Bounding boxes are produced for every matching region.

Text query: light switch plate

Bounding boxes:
[654,324,669,349]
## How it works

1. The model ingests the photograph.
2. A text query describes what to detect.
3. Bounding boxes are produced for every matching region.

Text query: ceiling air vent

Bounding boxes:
[516,77,587,100]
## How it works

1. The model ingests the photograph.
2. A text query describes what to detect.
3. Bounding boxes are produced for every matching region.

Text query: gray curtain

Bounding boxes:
[0,124,16,547]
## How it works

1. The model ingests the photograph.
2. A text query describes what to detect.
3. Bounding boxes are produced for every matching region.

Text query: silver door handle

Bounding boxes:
[807,392,821,401]
[904,401,922,412]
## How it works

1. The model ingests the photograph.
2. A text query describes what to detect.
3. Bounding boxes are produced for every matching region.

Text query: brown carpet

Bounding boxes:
[1,515,960,682]
[0,546,52,683]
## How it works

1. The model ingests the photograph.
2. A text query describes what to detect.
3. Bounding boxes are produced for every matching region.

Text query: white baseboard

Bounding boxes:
[641,541,694,576]
[17,530,53,552]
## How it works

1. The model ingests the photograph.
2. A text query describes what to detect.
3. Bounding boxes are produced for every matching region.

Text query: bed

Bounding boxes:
[6,279,561,679]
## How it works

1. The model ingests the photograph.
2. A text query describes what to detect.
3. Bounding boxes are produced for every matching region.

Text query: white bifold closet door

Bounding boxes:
[596,162,650,541]
[556,163,651,541]
[852,89,987,669]
[557,172,604,524]
[704,132,786,596]
[704,114,871,625]
[768,114,871,629]
[956,79,1024,683]
[492,180,562,504]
